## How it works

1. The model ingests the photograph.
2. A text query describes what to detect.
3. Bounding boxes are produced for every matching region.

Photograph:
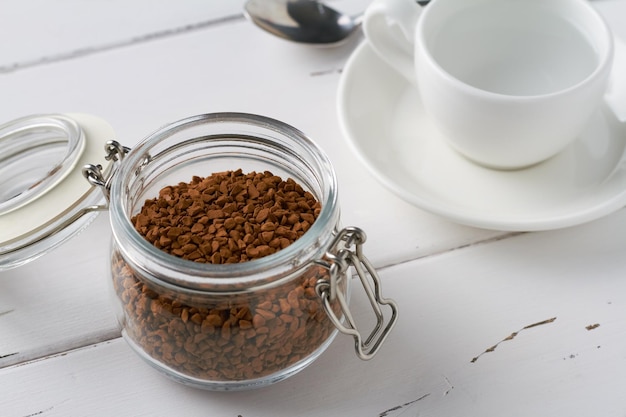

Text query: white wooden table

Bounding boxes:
[1,1,626,415]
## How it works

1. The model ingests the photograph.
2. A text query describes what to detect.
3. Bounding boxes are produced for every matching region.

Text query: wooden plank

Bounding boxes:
[0,0,247,71]
[2,208,626,415]
[0,215,119,367]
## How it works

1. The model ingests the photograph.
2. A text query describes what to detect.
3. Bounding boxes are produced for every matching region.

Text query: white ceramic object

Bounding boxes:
[337,42,626,231]
[362,0,614,169]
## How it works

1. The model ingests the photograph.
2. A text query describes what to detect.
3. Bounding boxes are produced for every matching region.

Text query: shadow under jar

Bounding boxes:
[96,113,397,390]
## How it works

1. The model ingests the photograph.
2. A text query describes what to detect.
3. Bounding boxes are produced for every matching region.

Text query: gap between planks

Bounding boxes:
[0,14,246,74]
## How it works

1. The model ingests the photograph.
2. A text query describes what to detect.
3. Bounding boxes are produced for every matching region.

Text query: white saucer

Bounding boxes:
[337,41,626,231]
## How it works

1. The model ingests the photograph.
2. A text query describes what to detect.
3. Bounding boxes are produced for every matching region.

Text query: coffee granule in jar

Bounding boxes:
[132,169,321,264]
[111,169,344,382]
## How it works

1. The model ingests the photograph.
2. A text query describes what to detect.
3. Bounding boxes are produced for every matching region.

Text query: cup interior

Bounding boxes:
[421,0,612,96]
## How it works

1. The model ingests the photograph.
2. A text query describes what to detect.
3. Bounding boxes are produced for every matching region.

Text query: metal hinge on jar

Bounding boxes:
[82,140,130,203]
[316,227,399,360]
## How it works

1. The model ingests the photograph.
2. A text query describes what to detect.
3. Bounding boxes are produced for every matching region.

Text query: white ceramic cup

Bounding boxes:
[363,0,614,169]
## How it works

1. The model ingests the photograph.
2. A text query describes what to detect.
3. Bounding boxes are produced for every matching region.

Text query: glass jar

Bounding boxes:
[85,113,398,390]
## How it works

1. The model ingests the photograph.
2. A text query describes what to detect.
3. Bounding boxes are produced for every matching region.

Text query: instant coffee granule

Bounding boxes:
[132,169,320,264]
[111,169,344,381]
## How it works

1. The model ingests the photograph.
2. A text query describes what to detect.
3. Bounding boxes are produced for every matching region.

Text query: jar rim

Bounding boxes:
[109,112,339,291]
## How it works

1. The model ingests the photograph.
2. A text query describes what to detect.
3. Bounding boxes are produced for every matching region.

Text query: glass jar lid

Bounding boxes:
[0,114,85,214]
[0,113,114,270]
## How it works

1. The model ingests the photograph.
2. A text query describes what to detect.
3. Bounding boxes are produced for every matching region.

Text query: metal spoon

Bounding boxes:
[244,0,430,45]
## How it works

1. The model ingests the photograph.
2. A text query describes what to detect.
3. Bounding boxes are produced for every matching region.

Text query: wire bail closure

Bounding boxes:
[316,227,399,360]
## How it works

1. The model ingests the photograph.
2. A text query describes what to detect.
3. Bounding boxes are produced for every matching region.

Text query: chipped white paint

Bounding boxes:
[1,0,626,416]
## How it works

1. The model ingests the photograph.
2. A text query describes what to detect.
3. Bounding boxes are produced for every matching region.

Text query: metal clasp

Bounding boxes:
[316,227,399,360]
[82,140,129,203]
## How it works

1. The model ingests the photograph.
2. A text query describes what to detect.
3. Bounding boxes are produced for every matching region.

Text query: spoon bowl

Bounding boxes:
[244,0,362,45]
